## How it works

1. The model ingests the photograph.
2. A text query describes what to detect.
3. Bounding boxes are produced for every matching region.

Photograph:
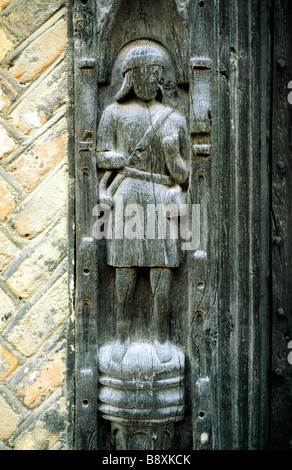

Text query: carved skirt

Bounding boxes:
[106,177,181,267]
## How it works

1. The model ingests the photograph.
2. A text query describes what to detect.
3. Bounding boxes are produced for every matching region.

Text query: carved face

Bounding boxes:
[132,65,162,101]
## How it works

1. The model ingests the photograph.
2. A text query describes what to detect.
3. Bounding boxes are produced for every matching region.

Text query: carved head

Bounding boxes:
[116,46,166,102]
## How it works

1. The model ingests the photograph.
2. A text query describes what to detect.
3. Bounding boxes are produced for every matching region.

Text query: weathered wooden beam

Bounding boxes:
[73,0,99,450]
[205,0,270,450]
[189,0,214,451]
[70,0,272,451]
[271,0,292,450]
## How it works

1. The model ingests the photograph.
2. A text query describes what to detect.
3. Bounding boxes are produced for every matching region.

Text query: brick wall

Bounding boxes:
[0,0,71,450]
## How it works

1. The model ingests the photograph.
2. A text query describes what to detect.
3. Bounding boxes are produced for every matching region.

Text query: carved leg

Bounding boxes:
[150,267,172,363]
[112,267,137,363]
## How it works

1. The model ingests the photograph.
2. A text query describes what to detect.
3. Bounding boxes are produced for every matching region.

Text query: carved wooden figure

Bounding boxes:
[96,44,188,448]
[97,45,189,363]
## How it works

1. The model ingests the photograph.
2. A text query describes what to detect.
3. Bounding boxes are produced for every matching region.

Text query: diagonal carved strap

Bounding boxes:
[99,106,174,206]
[131,106,174,158]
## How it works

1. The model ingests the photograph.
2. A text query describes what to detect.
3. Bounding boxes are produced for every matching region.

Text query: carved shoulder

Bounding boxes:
[96,103,125,169]
[98,103,119,131]
[97,103,119,150]
[168,109,188,131]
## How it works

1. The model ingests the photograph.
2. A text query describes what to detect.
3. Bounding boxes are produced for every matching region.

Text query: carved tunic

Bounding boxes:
[97,98,188,268]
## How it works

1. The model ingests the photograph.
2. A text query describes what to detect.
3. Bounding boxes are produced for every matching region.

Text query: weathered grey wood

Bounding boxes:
[65,1,76,450]
[70,0,274,451]
[271,0,292,450]
[96,41,189,450]
[97,0,188,85]
[188,0,214,451]
[73,0,99,450]
[207,0,270,450]
[93,1,193,450]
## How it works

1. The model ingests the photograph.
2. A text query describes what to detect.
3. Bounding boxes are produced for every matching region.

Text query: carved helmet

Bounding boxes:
[122,45,166,75]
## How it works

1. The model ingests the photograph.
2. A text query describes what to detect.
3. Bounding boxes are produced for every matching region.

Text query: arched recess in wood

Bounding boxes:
[97,0,188,84]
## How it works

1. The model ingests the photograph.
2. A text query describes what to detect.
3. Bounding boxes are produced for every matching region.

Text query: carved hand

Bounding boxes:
[99,194,114,209]
[163,136,189,185]
[163,136,180,158]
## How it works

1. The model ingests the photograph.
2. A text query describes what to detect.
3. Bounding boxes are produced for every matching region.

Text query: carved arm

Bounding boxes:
[96,150,125,170]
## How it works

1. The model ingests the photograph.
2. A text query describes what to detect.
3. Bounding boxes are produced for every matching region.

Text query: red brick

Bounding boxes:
[14,165,67,238]
[9,19,67,85]
[6,217,67,299]
[0,396,18,439]
[0,75,18,112]
[16,349,65,408]
[0,287,15,331]
[0,177,15,220]
[0,123,16,159]
[0,231,19,272]
[6,273,68,357]
[8,61,67,135]
[0,0,13,10]
[13,398,65,450]
[10,118,67,191]
[5,1,65,40]
[0,345,18,381]
[0,27,14,61]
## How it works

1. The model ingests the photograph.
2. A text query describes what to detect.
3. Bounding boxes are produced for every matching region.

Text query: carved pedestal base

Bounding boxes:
[111,422,174,451]
[98,341,185,450]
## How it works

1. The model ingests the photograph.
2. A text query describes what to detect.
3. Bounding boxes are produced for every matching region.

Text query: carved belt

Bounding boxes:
[120,167,173,185]
[107,167,173,198]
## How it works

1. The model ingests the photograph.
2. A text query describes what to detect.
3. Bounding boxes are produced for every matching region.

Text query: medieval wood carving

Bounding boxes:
[73,0,214,451]
[96,43,189,450]
[73,0,272,451]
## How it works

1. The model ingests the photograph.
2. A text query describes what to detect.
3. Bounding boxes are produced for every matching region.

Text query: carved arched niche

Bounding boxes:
[97,0,189,84]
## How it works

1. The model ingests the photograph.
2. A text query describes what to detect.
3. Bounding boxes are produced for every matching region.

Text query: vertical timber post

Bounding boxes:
[209,0,270,449]
[188,0,214,451]
[271,0,292,450]
[73,0,99,450]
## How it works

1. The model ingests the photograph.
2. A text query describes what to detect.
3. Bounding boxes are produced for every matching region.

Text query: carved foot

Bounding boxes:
[154,340,172,363]
[112,339,129,363]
